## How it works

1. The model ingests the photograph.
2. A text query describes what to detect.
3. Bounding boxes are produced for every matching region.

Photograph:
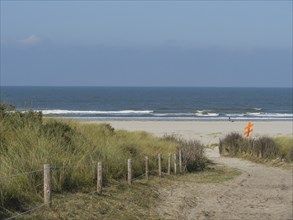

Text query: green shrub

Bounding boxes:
[287,147,293,162]
[220,133,292,162]
[181,140,206,172]
[219,133,243,156]
[253,137,278,159]
[42,121,76,152]
[162,135,207,172]
[274,137,293,161]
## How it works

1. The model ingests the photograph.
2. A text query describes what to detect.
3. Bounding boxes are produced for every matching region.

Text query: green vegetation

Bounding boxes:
[24,164,240,219]
[274,136,293,160]
[162,134,207,172]
[0,104,207,218]
[219,133,293,162]
[165,164,241,184]
[25,180,162,219]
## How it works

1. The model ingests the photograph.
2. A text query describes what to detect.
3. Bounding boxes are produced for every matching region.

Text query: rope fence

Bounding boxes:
[5,204,47,220]
[0,169,43,181]
[2,150,183,219]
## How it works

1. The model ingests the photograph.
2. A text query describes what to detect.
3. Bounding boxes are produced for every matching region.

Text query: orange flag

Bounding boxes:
[244,122,254,137]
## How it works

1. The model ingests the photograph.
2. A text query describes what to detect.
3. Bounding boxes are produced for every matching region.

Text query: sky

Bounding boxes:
[0,1,292,87]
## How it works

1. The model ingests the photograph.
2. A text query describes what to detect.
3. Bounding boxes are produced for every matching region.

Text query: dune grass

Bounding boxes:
[0,106,207,218]
[219,133,293,163]
[22,163,240,219]
[273,136,293,159]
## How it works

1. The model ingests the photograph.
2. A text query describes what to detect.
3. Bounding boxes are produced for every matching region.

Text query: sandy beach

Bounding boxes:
[84,120,293,145]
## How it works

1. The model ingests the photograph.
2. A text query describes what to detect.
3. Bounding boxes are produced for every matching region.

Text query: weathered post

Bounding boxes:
[158,153,162,177]
[173,153,177,174]
[128,159,132,186]
[167,153,171,175]
[97,162,102,194]
[145,156,149,180]
[179,149,182,173]
[44,164,52,207]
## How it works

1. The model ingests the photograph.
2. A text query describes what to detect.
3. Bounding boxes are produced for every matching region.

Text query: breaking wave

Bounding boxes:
[22,109,293,120]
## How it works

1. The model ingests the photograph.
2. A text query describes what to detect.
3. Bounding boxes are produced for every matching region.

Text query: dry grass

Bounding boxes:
[23,164,240,219]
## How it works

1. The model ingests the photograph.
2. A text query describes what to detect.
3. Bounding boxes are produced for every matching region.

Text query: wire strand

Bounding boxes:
[132,173,145,181]
[0,169,43,181]
[5,204,47,220]
[51,164,96,169]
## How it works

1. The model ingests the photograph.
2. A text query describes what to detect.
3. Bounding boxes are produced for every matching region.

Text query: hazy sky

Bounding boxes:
[1,1,292,87]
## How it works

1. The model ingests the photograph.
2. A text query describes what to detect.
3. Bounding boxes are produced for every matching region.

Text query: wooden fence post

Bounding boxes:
[97,162,102,194]
[44,164,52,207]
[179,149,182,173]
[167,153,171,175]
[173,153,177,174]
[145,156,149,180]
[158,153,162,177]
[128,159,132,186]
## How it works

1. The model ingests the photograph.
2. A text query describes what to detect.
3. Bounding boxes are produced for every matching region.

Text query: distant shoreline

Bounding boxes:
[45,116,293,122]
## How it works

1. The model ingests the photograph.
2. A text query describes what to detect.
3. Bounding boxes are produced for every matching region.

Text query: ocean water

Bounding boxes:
[1,86,292,121]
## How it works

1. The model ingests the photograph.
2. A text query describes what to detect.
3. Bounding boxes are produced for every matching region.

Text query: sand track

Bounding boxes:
[97,120,293,219]
[156,148,293,220]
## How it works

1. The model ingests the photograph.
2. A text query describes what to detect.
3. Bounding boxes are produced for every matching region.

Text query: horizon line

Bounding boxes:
[1,85,292,89]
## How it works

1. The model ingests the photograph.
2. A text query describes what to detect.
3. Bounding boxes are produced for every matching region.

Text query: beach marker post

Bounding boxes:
[244,122,254,137]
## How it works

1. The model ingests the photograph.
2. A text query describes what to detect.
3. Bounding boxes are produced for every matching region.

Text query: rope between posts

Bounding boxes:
[0,164,96,181]
[2,153,177,217]
[161,171,168,176]
[0,169,43,181]
[5,203,47,220]
[51,190,98,205]
[132,173,145,181]
[51,164,96,169]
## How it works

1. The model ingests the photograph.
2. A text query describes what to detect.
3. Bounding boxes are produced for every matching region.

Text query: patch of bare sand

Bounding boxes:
[157,147,293,220]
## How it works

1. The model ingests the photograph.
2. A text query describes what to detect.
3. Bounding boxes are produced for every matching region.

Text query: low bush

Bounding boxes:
[162,135,207,172]
[219,133,293,162]
[181,139,207,172]
[219,133,243,156]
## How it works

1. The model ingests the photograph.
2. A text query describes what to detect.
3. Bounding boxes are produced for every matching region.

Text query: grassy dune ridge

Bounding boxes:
[219,133,293,162]
[0,106,206,218]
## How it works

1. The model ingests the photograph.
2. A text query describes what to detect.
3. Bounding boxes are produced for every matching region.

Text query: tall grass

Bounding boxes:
[219,133,293,162]
[0,105,206,217]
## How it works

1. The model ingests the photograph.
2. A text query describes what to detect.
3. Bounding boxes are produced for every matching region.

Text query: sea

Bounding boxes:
[0,86,292,121]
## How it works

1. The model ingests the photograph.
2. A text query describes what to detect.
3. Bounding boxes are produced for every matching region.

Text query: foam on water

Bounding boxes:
[3,87,292,121]
[39,109,154,115]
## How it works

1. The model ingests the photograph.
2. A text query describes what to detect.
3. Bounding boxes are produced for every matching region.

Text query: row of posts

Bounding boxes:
[44,150,183,207]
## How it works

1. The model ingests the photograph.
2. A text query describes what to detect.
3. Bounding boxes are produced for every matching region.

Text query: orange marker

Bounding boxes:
[244,122,254,137]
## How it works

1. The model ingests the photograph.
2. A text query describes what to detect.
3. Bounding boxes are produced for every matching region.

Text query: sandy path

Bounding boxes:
[157,147,293,220]
[86,121,293,219]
